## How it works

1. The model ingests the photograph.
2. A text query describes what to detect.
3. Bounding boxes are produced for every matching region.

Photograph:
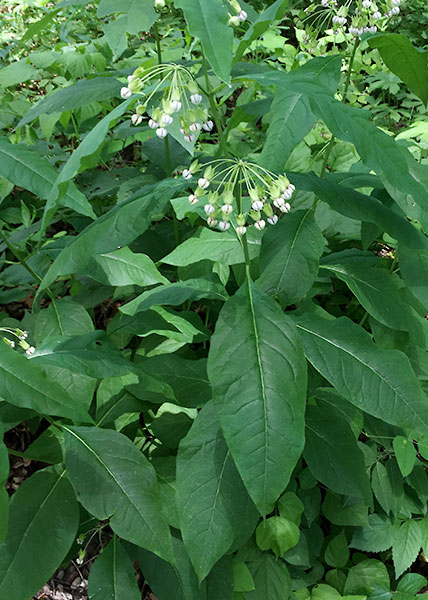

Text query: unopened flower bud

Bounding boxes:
[161,114,173,125]
[189,122,201,132]
[273,197,285,208]
[362,0,371,7]
[254,219,266,230]
[149,119,158,129]
[391,6,400,13]
[188,194,198,205]
[202,120,214,131]
[183,169,192,180]
[282,188,293,200]
[198,178,210,190]
[170,100,182,112]
[131,114,143,125]
[267,215,278,225]
[127,75,134,84]
[156,127,168,138]
[120,87,132,99]
[369,25,377,32]
[219,221,230,231]
[207,217,218,227]
[190,93,203,105]
[280,202,291,213]
[204,203,215,214]
[154,0,165,7]
[184,134,195,143]
[236,226,247,235]
[238,10,247,21]
[221,204,233,214]
[26,346,35,355]
[373,10,381,18]
[321,0,329,5]
[252,200,264,211]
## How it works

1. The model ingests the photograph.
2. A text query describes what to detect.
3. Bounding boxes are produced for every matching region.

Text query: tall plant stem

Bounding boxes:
[235,178,251,277]
[201,51,228,157]
[0,230,64,334]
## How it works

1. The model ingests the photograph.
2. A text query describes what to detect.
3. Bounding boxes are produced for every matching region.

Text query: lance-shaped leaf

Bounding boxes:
[120,277,228,315]
[64,426,174,563]
[295,313,428,434]
[0,468,79,600]
[208,281,307,515]
[0,344,91,422]
[0,138,94,219]
[304,405,372,504]
[16,76,123,128]
[37,178,183,296]
[258,210,324,305]
[88,536,140,600]
[176,402,259,581]
[174,0,233,83]
[368,33,428,105]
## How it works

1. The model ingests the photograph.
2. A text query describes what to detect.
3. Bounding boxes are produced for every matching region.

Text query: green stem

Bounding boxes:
[153,21,163,63]
[235,176,251,276]
[201,51,228,157]
[0,230,64,335]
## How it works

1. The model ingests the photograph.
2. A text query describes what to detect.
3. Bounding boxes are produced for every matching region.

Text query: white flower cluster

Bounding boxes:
[227,0,248,26]
[183,159,295,234]
[120,64,213,143]
[1,327,33,355]
[320,0,403,37]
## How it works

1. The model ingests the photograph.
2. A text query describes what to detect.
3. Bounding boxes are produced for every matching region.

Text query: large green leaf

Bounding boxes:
[304,405,372,504]
[351,514,399,553]
[0,138,95,219]
[295,313,428,434]
[258,210,324,305]
[0,60,39,89]
[64,425,174,562]
[16,77,123,128]
[245,553,291,600]
[0,343,91,422]
[37,179,183,296]
[120,277,228,315]
[368,33,428,105]
[0,468,79,600]
[84,246,169,287]
[392,520,422,578]
[174,0,233,83]
[208,281,307,514]
[398,245,428,306]
[31,332,135,378]
[292,172,428,250]
[176,402,258,581]
[88,536,140,600]
[234,0,288,63]
[162,227,261,266]
[42,98,133,231]
[97,0,157,35]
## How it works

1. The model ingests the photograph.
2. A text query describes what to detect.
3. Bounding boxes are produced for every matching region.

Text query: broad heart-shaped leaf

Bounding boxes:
[291,171,428,251]
[259,91,315,171]
[174,0,233,83]
[245,553,291,600]
[42,98,133,232]
[88,536,140,600]
[207,281,307,515]
[0,343,91,422]
[0,138,94,219]
[368,33,428,105]
[37,178,184,297]
[16,76,123,128]
[120,276,228,315]
[351,514,400,553]
[128,537,205,600]
[64,426,174,563]
[392,520,422,578]
[0,468,79,600]
[234,0,288,63]
[176,402,259,581]
[295,313,428,434]
[30,331,135,378]
[256,516,300,557]
[83,246,168,287]
[304,405,372,504]
[258,210,324,306]
[162,227,261,267]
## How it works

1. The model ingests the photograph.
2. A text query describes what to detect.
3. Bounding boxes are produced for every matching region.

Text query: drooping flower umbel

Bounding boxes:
[120,64,213,143]
[306,0,403,38]
[183,158,295,234]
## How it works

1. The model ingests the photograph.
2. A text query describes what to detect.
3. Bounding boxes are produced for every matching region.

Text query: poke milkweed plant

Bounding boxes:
[1,0,428,599]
